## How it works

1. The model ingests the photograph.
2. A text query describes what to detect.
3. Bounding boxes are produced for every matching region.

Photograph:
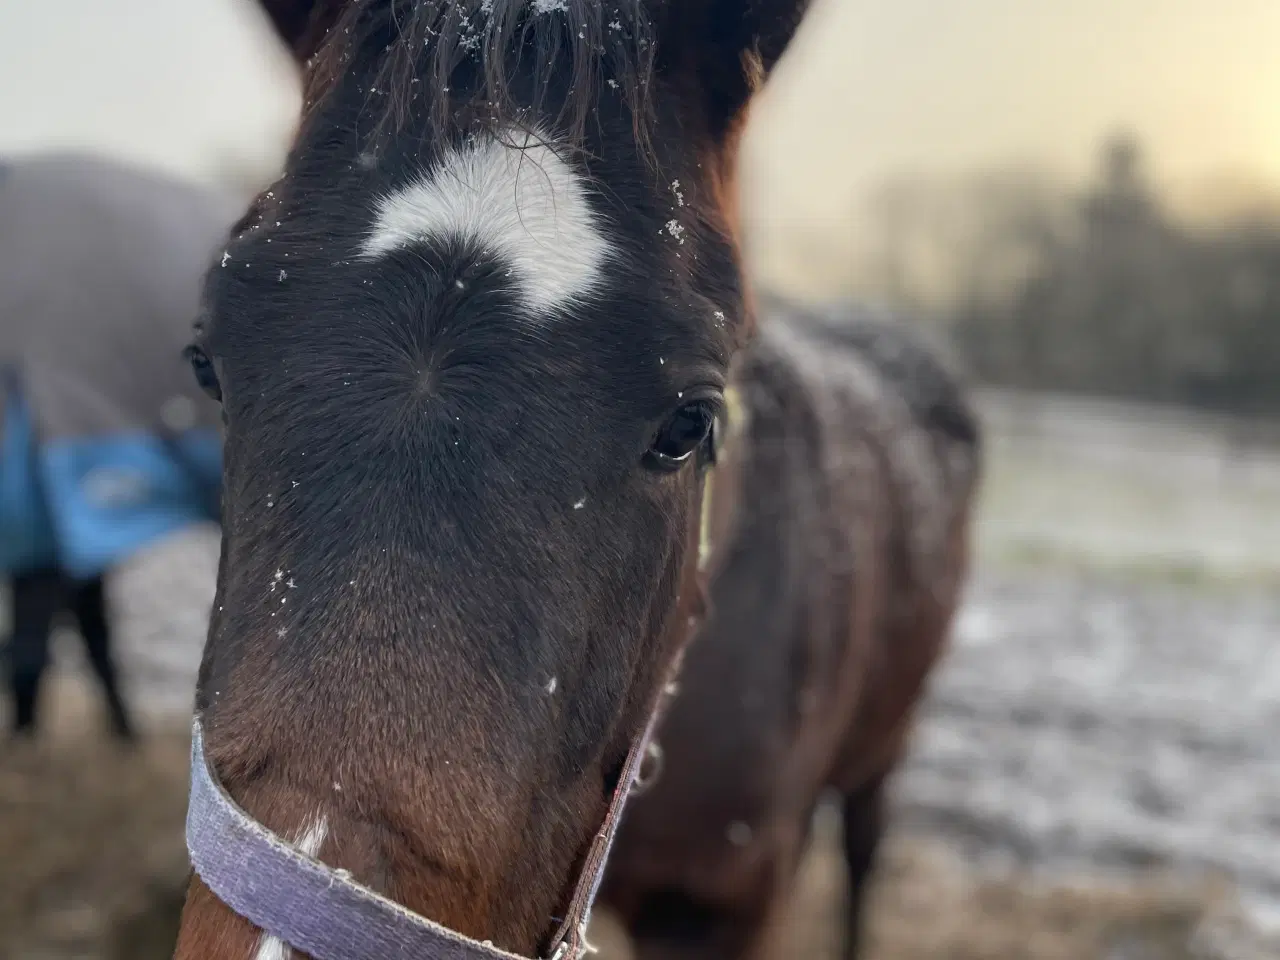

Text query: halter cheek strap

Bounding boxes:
[700,385,744,571]
[554,385,742,950]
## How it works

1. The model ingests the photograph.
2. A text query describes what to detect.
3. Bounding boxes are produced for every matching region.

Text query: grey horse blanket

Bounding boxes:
[0,152,236,578]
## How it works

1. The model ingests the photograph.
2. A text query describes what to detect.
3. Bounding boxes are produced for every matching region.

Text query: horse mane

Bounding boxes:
[306,0,657,157]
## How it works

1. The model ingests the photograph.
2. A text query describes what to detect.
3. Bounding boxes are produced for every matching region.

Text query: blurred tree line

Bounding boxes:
[864,133,1280,416]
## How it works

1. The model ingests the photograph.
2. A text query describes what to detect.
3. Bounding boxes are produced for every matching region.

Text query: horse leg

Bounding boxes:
[71,575,136,741]
[7,568,62,735]
[841,772,888,960]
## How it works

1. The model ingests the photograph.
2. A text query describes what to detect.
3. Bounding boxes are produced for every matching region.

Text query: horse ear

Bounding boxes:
[662,0,812,136]
[252,0,347,64]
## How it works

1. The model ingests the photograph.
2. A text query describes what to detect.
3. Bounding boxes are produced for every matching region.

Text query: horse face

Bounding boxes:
[178,2,810,956]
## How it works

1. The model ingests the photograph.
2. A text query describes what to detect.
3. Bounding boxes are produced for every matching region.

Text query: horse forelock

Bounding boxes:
[300,0,659,162]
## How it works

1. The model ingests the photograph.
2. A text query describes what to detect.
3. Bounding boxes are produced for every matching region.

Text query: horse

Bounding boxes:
[598,295,982,959]
[0,152,229,740]
[173,2,824,958]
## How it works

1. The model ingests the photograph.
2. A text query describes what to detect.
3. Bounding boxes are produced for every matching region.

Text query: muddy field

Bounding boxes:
[2,393,1279,960]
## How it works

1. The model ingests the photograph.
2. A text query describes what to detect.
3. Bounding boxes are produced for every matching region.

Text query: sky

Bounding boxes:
[750,0,1280,188]
[3,0,1278,288]
[0,0,299,192]
[739,0,1280,288]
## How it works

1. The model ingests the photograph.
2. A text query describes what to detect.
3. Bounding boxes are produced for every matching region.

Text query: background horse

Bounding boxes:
[599,296,982,959]
[0,153,229,740]
[177,1,812,958]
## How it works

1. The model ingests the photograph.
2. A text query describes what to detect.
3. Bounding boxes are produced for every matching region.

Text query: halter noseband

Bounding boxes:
[184,388,744,960]
[186,697,667,960]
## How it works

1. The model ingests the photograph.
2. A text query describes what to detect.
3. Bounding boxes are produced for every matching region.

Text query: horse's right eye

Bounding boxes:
[184,345,222,403]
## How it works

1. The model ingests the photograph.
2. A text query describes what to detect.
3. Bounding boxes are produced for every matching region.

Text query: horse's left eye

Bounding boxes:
[184,345,222,403]
[644,402,716,472]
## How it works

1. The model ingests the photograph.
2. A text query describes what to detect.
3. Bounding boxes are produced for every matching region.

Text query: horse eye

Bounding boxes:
[184,345,222,403]
[644,402,716,472]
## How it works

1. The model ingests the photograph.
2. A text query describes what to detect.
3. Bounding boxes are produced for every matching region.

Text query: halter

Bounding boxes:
[185,387,745,960]
[186,696,667,960]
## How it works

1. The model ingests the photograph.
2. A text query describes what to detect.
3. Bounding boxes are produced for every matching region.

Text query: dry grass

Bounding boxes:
[0,676,190,960]
[780,807,1263,960]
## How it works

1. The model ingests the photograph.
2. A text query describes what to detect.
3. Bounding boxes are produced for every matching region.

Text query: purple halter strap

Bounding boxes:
[185,691,667,960]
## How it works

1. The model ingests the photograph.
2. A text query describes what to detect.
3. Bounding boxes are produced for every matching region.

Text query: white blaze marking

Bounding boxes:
[251,816,329,960]
[361,128,612,316]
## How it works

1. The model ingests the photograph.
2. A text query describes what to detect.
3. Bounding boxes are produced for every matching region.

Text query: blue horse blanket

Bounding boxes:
[0,153,235,579]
